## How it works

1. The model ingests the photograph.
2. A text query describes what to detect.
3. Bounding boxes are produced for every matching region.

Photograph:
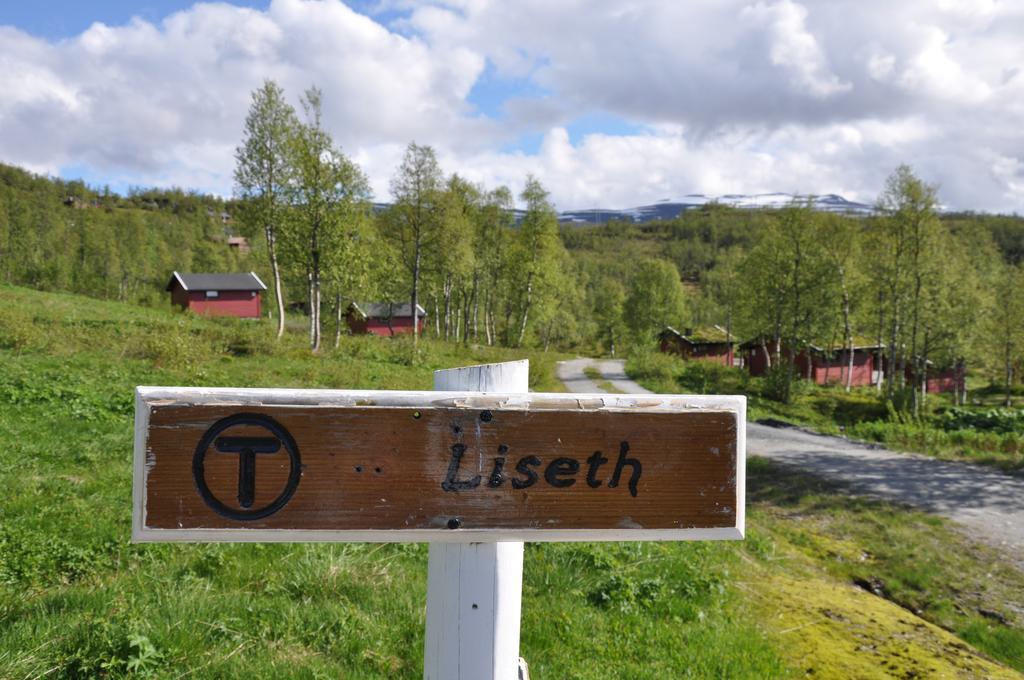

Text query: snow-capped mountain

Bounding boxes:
[375,192,875,226]
[553,193,874,225]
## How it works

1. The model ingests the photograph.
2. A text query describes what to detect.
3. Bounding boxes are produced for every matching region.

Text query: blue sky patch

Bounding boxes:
[466,61,550,120]
[0,1,267,39]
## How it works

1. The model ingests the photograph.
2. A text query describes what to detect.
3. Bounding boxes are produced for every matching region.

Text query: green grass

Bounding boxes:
[3,284,1023,677]
[0,285,785,678]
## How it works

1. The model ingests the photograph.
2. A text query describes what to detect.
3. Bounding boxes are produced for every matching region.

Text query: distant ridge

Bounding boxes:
[551,193,874,225]
[372,192,874,225]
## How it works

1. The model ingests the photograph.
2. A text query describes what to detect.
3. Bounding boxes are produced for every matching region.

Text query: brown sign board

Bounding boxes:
[133,387,745,542]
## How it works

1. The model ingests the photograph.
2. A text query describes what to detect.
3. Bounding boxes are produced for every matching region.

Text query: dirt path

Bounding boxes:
[556,358,1024,563]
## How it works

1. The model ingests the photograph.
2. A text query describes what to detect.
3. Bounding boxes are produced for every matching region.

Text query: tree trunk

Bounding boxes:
[312,274,321,352]
[503,304,515,347]
[887,311,900,400]
[443,274,452,341]
[516,272,534,347]
[725,309,733,368]
[824,327,837,386]
[785,344,797,403]
[411,239,421,348]
[267,228,286,339]
[841,285,854,392]
[307,271,315,348]
[958,360,967,406]
[334,292,342,349]
[910,281,922,417]
[311,227,321,352]
[761,339,772,370]
[1007,343,1014,408]
[875,289,885,392]
[470,275,479,344]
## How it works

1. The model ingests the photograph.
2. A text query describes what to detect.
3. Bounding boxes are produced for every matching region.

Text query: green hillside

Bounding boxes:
[1,285,1022,677]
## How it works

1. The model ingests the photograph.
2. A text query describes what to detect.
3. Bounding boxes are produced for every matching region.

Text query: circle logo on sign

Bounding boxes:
[192,413,301,521]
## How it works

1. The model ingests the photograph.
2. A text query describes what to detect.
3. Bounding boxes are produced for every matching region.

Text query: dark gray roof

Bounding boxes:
[166,271,267,292]
[349,302,427,319]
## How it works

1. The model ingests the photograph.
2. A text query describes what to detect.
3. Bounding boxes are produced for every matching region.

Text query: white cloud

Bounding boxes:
[740,0,851,98]
[0,0,1021,213]
[0,0,489,191]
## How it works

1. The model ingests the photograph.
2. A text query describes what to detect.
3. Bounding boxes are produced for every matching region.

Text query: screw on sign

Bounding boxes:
[132,361,745,680]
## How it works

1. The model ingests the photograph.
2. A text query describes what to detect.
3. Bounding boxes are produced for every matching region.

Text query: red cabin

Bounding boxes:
[742,338,965,393]
[346,302,427,337]
[659,326,735,366]
[166,271,266,318]
[741,338,882,387]
[879,356,967,394]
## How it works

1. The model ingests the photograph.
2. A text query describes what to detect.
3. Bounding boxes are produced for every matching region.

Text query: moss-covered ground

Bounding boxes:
[746,458,1024,677]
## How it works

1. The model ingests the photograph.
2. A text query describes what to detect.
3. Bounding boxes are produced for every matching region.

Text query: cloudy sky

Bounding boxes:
[1,0,1022,212]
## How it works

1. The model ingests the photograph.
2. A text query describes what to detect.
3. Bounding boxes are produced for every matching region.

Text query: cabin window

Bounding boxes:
[206,290,219,298]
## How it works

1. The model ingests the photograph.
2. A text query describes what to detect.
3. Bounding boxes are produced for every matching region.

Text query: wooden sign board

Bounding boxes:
[133,387,745,542]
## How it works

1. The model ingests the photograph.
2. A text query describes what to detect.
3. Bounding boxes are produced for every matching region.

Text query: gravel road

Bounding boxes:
[556,358,1024,561]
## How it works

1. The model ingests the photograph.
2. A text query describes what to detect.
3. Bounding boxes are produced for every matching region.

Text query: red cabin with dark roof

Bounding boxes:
[740,338,883,387]
[346,302,427,336]
[166,271,267,318]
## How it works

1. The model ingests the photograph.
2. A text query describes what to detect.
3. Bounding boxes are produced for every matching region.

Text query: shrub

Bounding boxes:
[677,361,749,395]
[761,363,811,403]
[625,348,682,393]
[0,307,42,351]
[217,319,277,357]
[813,389,887,426]
[134,320,219,373]
[940,407,1024,434]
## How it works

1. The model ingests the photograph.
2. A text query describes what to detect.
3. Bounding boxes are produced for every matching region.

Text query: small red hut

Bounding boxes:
[659,326,735,366]
[346,302,427,337]
[166,271,266,318]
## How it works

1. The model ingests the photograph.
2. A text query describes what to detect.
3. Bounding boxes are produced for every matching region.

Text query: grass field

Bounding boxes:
[2,285,1022,678]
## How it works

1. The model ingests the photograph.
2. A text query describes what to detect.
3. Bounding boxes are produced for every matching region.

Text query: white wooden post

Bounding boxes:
[425,360,529,680]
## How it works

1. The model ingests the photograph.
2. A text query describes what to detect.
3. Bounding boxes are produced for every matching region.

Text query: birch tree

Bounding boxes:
[624,258,687,341]
[283,87,371,352]
[874,165,943,413]
[234,80,298,338]
[737,203,833,401]
[990,264,1024,406]
[511,176,561,347]
[475,186,514,345]
[384,143,444,348]
[592,276,626,356]
[434,175,477,341]
[703,247,744,359]
[819,214,864,391]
